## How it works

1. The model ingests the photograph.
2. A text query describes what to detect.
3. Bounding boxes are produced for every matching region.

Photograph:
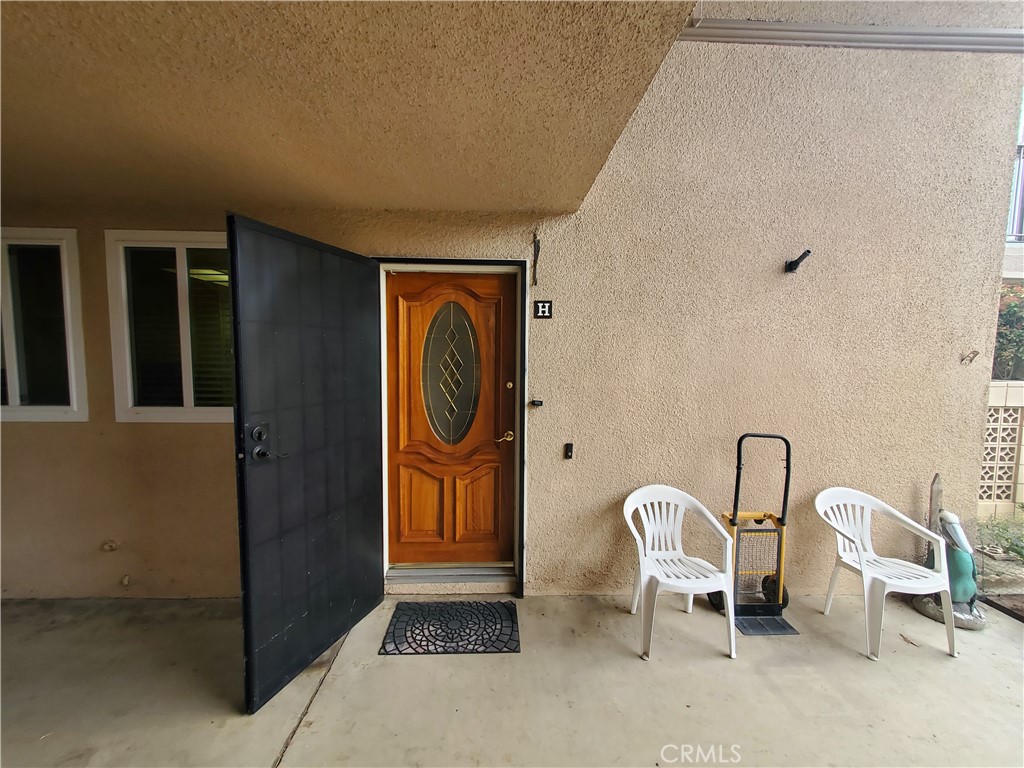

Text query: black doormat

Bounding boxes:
[735,616,799,636]
[379,601,520,655]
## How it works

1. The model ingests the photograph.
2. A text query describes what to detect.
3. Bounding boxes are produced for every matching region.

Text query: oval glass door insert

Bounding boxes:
[422,301,481,445]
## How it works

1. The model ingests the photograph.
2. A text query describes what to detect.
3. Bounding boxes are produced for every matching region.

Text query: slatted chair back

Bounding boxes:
[815,486,878,558]
[623,484,723,558]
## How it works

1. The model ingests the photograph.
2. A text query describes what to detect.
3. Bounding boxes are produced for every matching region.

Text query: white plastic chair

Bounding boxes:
[815,487,956,661]
[623,484,736,660]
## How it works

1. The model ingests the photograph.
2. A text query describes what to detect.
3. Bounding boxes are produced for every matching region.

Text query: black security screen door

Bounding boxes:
[228,215,383,714]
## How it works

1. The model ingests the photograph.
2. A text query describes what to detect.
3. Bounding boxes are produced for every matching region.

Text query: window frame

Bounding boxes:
[1005,242,1023,281]
[105,230,233,423]
[1,227,89,422]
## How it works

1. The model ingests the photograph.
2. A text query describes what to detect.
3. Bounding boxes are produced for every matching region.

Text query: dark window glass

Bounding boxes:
[126,247,183,406]
[187,248,235,406]
[8,244,70,405]
[421,301,480,445]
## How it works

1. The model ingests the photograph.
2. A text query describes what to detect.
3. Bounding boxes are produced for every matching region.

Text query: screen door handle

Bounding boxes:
[252,446,290,460]
[495,431,514,443]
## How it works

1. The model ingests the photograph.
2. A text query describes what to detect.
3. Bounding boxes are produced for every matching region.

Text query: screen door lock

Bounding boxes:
[249,423,287,460]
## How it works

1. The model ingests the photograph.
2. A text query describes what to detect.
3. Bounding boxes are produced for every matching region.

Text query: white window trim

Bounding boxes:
[1005,242,1023,281]
[1,227,89,422]
[105,230,233,423]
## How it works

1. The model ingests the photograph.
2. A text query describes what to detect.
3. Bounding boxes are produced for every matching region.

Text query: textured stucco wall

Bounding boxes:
[0,213,241,597]
[0,1,692,214]
[523,41,1020,594]
[2,38,1020,597]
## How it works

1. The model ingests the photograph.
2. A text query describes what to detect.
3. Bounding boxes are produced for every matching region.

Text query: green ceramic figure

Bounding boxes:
[913,474,987,630]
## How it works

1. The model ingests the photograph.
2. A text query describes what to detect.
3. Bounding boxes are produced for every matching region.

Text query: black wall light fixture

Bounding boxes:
[785,249,812,273]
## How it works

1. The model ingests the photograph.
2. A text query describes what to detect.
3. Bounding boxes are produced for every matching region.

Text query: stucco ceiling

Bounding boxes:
[1,1,693,214]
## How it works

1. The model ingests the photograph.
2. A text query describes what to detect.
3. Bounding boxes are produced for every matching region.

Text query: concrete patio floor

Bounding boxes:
[2,593,1022,767]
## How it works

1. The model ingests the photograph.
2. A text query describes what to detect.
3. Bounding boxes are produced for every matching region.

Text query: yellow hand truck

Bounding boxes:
[708,433,791,616]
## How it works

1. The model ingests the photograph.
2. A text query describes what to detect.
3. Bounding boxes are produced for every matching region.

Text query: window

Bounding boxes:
[106,231,234,422]
[1,228,88,421]
[993,281,1023,382]
[1007,101,1024,243]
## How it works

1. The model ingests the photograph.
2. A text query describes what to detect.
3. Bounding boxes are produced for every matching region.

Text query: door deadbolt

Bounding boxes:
[252,425,268,442]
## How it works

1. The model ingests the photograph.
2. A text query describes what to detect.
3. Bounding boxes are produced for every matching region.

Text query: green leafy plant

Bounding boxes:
[993,282,1024,381]
[979,511,1024,562]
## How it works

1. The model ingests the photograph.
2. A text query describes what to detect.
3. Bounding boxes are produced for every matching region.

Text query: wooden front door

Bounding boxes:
[387,272,517,564]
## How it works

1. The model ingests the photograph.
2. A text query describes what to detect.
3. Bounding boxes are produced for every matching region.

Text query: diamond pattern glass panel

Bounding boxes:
[422,301,480,445]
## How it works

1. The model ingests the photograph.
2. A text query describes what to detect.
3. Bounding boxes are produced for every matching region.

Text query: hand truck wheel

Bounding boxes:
[761,575,790,609]
[707,591,725,612]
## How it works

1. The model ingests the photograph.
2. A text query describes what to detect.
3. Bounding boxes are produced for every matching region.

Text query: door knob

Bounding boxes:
[495,431,514,443]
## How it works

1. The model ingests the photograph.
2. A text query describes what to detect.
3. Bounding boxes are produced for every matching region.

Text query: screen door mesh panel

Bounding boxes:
[230,216,383,714]
[735,525,779,604]
[380,601,520,655]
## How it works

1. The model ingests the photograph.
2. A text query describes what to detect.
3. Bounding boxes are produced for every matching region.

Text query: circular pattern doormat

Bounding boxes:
[379,600,520,655]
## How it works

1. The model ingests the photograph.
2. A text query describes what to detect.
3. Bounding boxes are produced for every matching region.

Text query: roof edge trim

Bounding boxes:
[678,17,1024,53]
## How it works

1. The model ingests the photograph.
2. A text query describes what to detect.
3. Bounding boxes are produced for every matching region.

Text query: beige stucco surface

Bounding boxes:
[2,25,1022,597]
[0,1,692,215]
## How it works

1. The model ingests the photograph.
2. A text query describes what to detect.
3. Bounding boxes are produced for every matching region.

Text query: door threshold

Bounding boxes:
[386,564,516,584]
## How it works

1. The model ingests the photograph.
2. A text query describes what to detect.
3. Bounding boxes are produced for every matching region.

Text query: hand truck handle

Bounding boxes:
[731,433,792,527]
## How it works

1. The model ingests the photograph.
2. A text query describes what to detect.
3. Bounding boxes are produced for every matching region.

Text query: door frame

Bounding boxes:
[376,258,528,598]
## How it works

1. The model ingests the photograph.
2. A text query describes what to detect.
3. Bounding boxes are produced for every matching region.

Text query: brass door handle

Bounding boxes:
[495,430,514,443]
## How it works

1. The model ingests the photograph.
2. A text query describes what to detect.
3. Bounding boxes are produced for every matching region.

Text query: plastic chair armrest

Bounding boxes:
[818,516,868,570]
[623,507,648,568]
[691,504,732,544]
[722,537,733,577]
[686,505,733,575]
[877,506,943,550]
